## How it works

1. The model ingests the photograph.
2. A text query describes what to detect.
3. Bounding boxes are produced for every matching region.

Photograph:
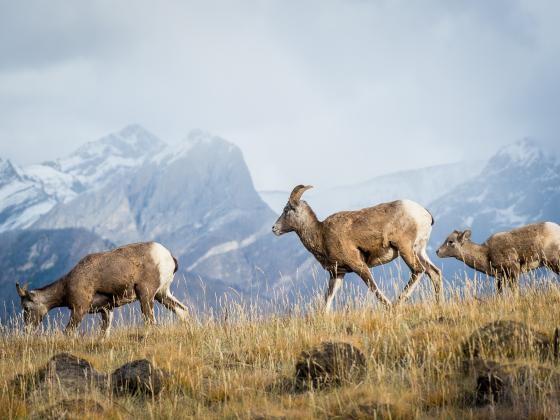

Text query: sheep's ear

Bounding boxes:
[16,283,28,298]
[289,185,313,205]
[459,229,472,243]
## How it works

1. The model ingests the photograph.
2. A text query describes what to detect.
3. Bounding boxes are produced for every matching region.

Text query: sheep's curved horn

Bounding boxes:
[289,185,313,205]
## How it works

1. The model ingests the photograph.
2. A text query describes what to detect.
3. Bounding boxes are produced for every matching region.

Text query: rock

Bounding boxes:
[111,359,168,396]
[474,363,513,405]
[462,321,552,372]
[30,398,105,420]
[295,341,367,389]
[472,361,560,406]
[11,353,108,397]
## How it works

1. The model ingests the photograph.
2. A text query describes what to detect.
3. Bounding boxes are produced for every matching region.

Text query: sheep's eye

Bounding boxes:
[447,241,454,246]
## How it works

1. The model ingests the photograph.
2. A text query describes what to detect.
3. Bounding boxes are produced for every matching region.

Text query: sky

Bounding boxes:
[0,1,559,191]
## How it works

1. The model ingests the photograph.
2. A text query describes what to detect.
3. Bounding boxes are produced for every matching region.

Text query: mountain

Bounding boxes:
[34,130,277,248]
[0,125,165,233]
[4,125,556,317]
[0,228,112,322]
[46,124,165,190]
[0,126,310,317]
[429,138,560,284]
[0,158,57,232]
[260,161,485,218]
[32,129,311,307]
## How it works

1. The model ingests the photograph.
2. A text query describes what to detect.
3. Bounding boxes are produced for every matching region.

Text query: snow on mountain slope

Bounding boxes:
[0,125,166,233]
[260,161,485,218]
[47,124,165,190]
[34,130,274,244]
[24,163,79,203]
[0,158,57,231]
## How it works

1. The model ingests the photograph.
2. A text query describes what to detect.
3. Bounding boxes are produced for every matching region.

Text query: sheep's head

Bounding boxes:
[272,185,313,236]
[16,283,47,328]
[436,229,471,258]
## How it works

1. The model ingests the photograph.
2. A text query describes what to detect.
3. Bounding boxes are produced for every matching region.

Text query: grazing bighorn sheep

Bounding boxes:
[16,242,188,335]
[272,185,442,310]
[436,222,560,293]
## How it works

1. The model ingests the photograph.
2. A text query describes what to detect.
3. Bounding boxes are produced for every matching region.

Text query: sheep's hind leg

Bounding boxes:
[507,275,520,296]
[100,309,113,337]
[134,284,156,325]
[546,257,560,275]
[155,292,189,321]
[395,249,426,305]
[324,276,343,313]
[420,254,443,304]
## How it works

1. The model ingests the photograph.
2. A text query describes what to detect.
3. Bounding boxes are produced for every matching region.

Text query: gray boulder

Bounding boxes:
[111,359,168,396]
[295,341,367,389]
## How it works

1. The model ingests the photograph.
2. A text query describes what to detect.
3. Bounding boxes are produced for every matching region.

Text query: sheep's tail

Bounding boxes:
[428,210,435,226]
[173,256,179,273]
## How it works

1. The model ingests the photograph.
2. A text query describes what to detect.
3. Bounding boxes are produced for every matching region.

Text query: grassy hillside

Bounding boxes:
[2,280,560,419]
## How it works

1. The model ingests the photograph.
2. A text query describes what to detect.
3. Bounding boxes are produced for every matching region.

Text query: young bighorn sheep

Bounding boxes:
[436,223,560,293]
[16,242,188,335]
[272,185,442,310]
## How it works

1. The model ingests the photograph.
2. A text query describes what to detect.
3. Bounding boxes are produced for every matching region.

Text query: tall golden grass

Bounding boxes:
[2,275,560,419]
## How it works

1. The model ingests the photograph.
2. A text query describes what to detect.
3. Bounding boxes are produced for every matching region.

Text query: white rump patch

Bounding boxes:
[401,200,433,252]
[150,242,176,294]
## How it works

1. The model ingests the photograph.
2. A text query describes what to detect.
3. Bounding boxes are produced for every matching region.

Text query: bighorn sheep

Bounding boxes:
[436,222,560,293]
[16,242,188,335]
[272,185,442,310]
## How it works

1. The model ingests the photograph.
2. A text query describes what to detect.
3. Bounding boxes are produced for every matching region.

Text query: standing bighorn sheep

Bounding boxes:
[272,185,442,310]
[436,222,560,293]
[16,242,188,335]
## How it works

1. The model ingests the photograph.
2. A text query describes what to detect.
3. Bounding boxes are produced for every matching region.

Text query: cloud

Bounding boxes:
[0,1,558,190]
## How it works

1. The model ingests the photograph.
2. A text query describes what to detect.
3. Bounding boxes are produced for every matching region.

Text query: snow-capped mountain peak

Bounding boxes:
[49,125,166,189]
[0,158,24,186]
[486,138,548,174]
[154,129,237,165]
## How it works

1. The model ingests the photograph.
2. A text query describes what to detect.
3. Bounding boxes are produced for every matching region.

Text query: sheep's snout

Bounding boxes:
[436,246,450,258]
[272,224,282,236]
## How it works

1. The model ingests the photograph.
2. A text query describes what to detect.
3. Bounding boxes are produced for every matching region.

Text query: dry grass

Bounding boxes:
[2,278,560,419]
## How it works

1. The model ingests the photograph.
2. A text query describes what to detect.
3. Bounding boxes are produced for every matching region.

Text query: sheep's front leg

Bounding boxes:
[324,276,343,313]
[65,307,86,334]
[395,272,421,305]
[495,276,504,295]
[349,261,391,308]
[100,309,114,337]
